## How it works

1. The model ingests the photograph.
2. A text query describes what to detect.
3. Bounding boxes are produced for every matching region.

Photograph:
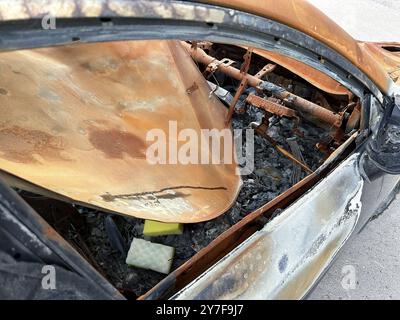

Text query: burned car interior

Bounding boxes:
[0,39,364,299]
[0,0,399,302]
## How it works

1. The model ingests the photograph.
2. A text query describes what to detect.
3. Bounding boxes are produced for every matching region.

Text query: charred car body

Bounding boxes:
[0,0,399,300]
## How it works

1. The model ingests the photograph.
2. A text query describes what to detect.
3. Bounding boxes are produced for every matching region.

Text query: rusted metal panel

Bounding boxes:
[359,42,400,85]
[0,40,241,223]
[251,48,352,97]
[0,0,391,94]
[201,0,392,94]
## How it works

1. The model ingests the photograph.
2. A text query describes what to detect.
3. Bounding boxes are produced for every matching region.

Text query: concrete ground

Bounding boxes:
[308,193,400,299]
[306,0,400,300]
[308,0,400,42]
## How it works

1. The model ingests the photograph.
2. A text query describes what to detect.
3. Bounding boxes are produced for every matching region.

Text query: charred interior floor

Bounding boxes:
[11,41,360,298]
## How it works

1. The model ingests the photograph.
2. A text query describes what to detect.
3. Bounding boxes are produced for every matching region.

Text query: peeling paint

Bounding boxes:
[172,153,363,299]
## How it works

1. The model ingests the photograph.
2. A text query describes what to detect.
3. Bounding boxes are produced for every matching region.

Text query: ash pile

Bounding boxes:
[65,102,327,297]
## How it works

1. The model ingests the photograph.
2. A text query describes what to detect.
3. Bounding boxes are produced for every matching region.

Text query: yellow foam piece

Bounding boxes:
[143,220,183,237]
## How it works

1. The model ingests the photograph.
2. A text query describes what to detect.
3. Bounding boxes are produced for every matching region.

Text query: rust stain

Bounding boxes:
[88,126,147,159]
[42,224,58,239]
[186,82,199,95]
[81,58,120,74]
[359,42,400,85]
[250,48,352,97]
[0,40,240,223]
[0,125,67,164]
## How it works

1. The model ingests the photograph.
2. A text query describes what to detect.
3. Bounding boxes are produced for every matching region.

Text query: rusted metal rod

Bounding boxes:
[182,41,263,87]
[182,41,343,128]
[246,94,297,118]
[226,47,253,123]
[259,81,342,127]
[226,77,248,123]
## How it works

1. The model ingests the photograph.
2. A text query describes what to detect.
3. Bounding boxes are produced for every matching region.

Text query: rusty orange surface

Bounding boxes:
[202,0,392,94]
[0,0,393,95]
[0,0,394,94]
[358,42,400,85]
[0,40,241,223]
[251,48,352,97]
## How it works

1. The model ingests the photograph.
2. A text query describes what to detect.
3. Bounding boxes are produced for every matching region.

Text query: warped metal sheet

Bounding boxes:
[359,42,400,85]
[172,153,363,300]
[0,0,391,94]
[251,48,352,97]
[0,40,241,223]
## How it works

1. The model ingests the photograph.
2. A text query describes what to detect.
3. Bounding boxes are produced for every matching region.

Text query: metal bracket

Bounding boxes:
[203,58,235,78]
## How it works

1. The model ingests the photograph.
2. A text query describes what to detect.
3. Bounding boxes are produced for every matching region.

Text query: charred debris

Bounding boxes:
[16,41,360,298]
